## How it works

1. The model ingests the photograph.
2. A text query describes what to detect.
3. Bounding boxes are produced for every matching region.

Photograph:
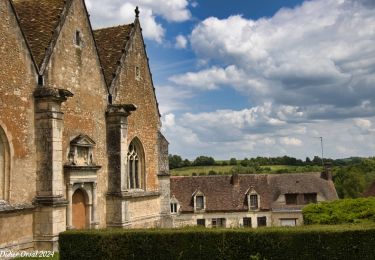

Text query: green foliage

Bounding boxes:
[303,198,375,225]
[229,157,237,165]
[333,158,375,198]
[60,225,375,260]
[193,155,216,166]
[169,154,184,169]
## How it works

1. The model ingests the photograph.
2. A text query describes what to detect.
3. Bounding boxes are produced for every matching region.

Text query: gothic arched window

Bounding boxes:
[0,126,10,201]
[127,138,145,190]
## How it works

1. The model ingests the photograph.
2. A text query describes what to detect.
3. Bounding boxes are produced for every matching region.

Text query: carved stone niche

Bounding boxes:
[67,134,96,166]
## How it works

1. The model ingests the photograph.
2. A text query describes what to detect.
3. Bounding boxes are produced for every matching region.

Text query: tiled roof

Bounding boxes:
[12,0,67,69]
[93,24,134,86]
[170,173,338,213]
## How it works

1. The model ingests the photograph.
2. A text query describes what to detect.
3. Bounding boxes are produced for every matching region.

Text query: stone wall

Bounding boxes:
[0,0,37,204]
[45,0,108,228]
[113,21,161,192]
[0,210,34,250]
[128,195,161,227]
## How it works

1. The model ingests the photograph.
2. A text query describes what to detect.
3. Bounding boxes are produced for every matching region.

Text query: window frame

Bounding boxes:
[197,219,206,227]
[243,217,252,228]
[127,138,145,190]
[285,193,298,205]
[257,216,267,227]
[170,202,178,214]
[304,193,317,204]
[212,218,225,228]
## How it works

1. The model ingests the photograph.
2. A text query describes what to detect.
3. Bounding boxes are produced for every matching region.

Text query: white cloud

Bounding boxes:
[85,0,191,42]
[354,118,372,129]
[175,35,188,49]
[184,0,375,113]
[280,137,303,146]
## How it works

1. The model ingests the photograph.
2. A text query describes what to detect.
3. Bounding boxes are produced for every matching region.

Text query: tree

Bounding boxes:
[169,154,183,169]
[240,158,250,167]
[193,156,215,166]
[182,159,191,167]
[229,158,237,165]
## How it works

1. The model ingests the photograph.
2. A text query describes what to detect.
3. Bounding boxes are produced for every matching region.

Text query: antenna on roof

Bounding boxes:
[314,136,324,168]
[135,6,140,18]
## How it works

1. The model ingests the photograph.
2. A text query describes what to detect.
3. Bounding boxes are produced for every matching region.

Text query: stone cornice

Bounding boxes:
[106,104,137,117]
[34,87,74,102]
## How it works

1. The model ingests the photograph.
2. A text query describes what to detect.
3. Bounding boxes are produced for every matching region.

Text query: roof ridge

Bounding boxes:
[94,23,134,32]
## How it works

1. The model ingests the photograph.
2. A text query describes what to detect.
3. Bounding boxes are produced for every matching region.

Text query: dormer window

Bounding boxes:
[170,202,178,213]
[75,30,82,47]
[196,195,204,210]
[193,190,205,211]
[68,134,96,166]
[246,187,260,211]
[170,196,179,214]
[250,194,258,210]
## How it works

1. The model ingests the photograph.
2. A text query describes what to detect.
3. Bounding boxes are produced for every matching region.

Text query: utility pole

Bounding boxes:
[319,137,324,168]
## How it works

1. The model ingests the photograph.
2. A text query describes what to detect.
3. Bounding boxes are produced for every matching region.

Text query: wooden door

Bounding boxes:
[72,189,86,229]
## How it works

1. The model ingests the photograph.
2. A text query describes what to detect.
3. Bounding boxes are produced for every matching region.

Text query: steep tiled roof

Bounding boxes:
[93,24,134,86]
[170,173,338,213]
[12,0,67,69]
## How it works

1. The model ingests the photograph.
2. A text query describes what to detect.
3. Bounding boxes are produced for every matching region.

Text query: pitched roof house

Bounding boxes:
[0,0,170,251]
[170,173,338,228]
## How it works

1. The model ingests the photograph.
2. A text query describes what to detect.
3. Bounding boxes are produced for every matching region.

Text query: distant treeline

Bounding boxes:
[169,155,375,199]
[168,154,363,170]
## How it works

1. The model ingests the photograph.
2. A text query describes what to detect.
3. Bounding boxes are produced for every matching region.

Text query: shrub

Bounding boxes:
[60,225,375,260]
[303,197,375,225]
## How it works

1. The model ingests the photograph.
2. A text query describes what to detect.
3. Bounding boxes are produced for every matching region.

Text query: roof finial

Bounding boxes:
[135,6,140,18]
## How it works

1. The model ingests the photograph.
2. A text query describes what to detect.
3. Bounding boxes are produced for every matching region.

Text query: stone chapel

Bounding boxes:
[0,0,171,251]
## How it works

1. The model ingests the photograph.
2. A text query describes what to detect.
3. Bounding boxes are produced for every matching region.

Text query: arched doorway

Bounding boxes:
[72,189,87,229]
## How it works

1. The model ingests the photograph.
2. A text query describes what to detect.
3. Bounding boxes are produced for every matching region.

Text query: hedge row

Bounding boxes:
[303,197,375,224]
[59,224,375,260]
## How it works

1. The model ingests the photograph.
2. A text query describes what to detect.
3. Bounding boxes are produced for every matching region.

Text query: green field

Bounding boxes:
[170,164,323,176]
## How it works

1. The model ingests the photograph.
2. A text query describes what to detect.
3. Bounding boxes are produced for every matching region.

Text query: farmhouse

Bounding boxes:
[0,0,170,251]
[170,172,338,228]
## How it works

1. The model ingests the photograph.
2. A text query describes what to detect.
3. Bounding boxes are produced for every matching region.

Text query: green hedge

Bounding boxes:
[303,197,375,225]
[59,225,375,260]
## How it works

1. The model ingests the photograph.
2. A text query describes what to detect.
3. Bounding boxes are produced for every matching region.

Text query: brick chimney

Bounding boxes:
[231,173,240,186]
[321,162,332,181]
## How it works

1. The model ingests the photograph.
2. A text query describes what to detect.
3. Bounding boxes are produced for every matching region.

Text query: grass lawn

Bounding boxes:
[171,164,323,176]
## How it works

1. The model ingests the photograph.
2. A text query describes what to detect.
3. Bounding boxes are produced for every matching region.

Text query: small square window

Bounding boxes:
[304,193,317,204]
[285,194,298,205]
[212,218,225,228]
[243,217,252,227]
[257,216,267,227]
[197,219,205,227]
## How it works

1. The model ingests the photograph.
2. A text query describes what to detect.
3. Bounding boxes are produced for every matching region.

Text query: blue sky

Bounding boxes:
[86,0,375,160]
